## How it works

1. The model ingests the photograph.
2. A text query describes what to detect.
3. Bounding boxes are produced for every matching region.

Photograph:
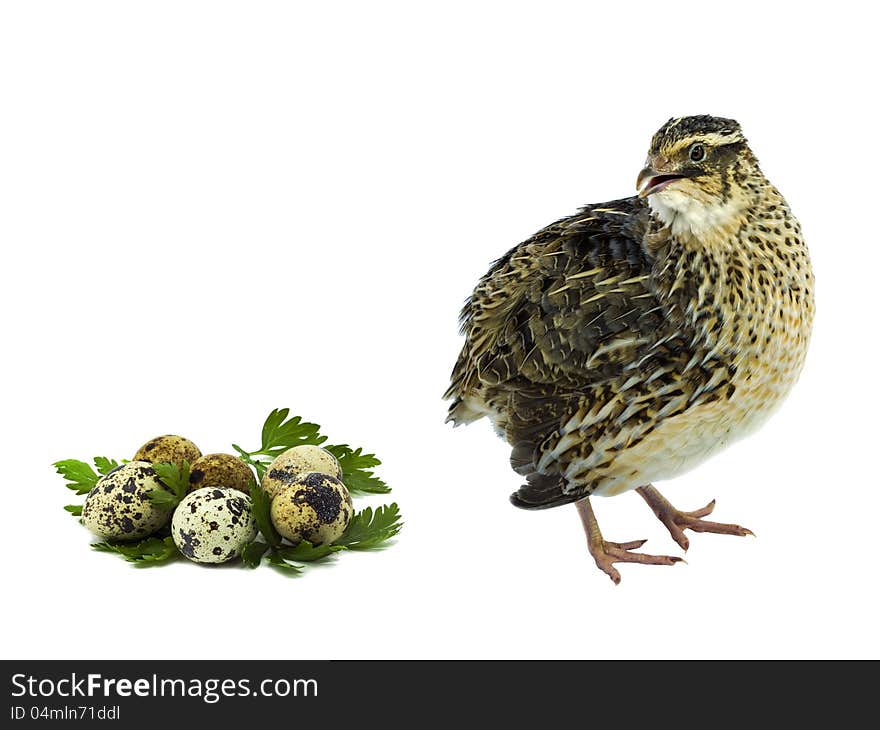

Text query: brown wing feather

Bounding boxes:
[447,197,715,508]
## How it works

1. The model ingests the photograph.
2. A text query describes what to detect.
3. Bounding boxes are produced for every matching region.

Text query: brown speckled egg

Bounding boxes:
[134,434,201,469]
[188,453,254,494]
[82,461,172,541]
[261,445,343,500]
[172,487,257,564]
[270,472,353,546]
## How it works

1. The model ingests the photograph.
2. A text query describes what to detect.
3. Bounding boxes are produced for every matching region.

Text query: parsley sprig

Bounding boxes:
[243,481,401,576]
[53,457,120,496]
[335,504,403,550]
[54,456,121,518]
[146,460,191,510]
[232,408,325,480]
[248,481,281,548]
[232,408,390,494]
[324,445,389,494]
[91,536,179,566]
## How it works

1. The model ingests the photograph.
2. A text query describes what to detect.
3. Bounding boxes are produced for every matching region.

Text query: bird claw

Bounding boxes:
[589,538,683,585]
[682,499,717,520]
[638,487,754,551]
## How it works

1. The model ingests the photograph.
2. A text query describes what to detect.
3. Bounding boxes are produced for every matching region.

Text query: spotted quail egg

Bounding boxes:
[261,445,343,500]
[188,453,254,494]
[134,434,201,469]
[270,472,353,546]
[82,461,172,541]
[172,487,257,564]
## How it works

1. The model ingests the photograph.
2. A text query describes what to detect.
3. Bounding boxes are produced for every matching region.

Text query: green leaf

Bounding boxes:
[327,444,381,470]
[236,411,392,495]
[145,489,181,510]
[276,541,345,563]
[148,461,190,509]
[93,456,121,476]
[64,504,83,516]
[231,443,248,459]
[266,551,304,576]
[232,444,269,482]
[91,536,179,566]
[241,541,270,569]
[326,444,391,494]
[53,459,100,495]
[336,503,403,550]
[259,408,327,457]
[249,481,282,548]
[152,460,190,498]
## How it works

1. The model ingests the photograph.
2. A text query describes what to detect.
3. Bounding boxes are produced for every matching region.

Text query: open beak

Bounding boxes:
[637,167,688,198]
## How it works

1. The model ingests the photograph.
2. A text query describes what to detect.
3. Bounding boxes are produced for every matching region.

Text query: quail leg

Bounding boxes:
[575,497,682,584]
[636,484,754,551]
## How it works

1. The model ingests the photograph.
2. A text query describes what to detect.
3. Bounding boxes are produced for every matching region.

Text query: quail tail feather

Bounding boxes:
[510,472,586,510]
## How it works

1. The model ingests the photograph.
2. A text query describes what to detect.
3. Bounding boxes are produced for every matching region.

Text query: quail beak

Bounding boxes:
[637,167,688,198]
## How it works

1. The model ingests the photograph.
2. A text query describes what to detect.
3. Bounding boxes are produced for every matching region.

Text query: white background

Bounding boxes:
[2,1,878,659]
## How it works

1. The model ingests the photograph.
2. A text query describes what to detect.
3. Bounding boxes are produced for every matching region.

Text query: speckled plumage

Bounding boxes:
[445,116,813,570]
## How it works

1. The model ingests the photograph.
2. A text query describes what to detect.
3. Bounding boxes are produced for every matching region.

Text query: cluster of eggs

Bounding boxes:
[80,435,353,565]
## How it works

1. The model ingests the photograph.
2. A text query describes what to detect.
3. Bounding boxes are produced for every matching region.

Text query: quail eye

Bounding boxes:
[689,143,706,162]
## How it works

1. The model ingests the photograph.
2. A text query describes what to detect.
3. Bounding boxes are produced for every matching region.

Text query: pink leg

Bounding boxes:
[636,484,754,551]
[575,497,682,584]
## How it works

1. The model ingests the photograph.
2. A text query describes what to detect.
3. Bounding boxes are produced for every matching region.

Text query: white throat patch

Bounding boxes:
[649,190,743,239]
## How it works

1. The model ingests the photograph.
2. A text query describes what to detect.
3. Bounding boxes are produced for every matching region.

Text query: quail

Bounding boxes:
[445,116,814,583]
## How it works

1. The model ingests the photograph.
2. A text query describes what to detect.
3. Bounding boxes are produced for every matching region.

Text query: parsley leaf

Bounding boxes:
[249,481,281,548]
[231,444,269,481]
[53,459,100,495]
[276,541,344,562]
[233,409,328,480]
[152,460,190,496]
[147,461,190,510]
[260,408,326,456]
[234,410,391,495]
[93,456,121,476]
[325,444,390,494]
[91,536,179,566]
[336,503,402,550]
[145,490,181,510]
[266,551,304,576]
[241,541,270,569]
[64,504,83,517]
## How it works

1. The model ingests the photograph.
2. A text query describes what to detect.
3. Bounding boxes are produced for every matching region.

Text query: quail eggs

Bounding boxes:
[172,487,257,564]
[270,472,353,546]
[261,445,343,500]
[134,434,201,469]
[82,461,172,541]
[188,453,254,494]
